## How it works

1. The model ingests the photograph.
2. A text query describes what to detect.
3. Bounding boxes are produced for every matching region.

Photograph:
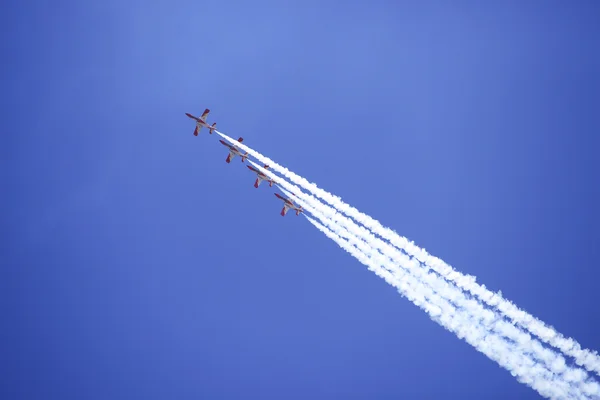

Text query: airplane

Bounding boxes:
[274,192,304,216]
[219,137,248,163]
[185,108,217,136]
[247,164,274,188]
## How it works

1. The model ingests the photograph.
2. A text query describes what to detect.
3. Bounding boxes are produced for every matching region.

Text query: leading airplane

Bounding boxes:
[219,137,248,163]
[247,164,274,188]
[274,193,304,216]
[185,108,217,136]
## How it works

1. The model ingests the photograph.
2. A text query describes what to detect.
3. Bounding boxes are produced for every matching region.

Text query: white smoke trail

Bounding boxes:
[304,216,586,399]
[265,170,600,399]
[217,131,600,377]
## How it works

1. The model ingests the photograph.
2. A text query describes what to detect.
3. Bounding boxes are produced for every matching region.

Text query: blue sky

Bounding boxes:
[2,1,600,398]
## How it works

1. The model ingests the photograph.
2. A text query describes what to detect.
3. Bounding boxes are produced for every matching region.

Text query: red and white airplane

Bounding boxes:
[247,164,274,188]
[219,137,249,163]
[185,108,217,136]
[274,193,304,216]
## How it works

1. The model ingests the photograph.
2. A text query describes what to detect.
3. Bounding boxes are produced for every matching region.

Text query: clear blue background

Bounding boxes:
[2,1,599,399]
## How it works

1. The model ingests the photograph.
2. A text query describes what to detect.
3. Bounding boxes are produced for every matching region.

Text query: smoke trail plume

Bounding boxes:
[265,171,599,398]
[217,131,600,378]
[305,216,591,399]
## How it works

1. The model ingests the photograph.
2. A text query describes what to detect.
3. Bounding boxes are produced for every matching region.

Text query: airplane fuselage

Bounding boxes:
[248,166,266,178]
[220,141,243,156]
[186,111,216,135]
[219,139,247,163]
[191,119,210,129]
[247,165,273,188]
[186,113,206,125]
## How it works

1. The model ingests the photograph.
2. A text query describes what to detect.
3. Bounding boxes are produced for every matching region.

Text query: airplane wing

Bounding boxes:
[254,177,263,188]
[226,151,235,163]
[200,108,210,121]
[274,193,285,200]
[281,205,289,216]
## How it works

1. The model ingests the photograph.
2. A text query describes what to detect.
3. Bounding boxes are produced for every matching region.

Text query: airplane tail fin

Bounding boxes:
[209,122,216,134]
[241,152,248,163]
[269,180,273,187]
[264,165,270,169]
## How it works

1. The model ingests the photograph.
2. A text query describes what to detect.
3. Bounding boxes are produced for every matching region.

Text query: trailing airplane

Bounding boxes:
[247,164,274,188]
[274,193,304,216]
[219,137,248,163]
[185,108,217,135]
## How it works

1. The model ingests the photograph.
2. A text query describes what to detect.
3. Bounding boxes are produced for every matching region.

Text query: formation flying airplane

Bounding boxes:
[219,137,248,163]
[247,164,274,188]
[274,193,304,216]
[185,108,217,136]
[185,107,304,219]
